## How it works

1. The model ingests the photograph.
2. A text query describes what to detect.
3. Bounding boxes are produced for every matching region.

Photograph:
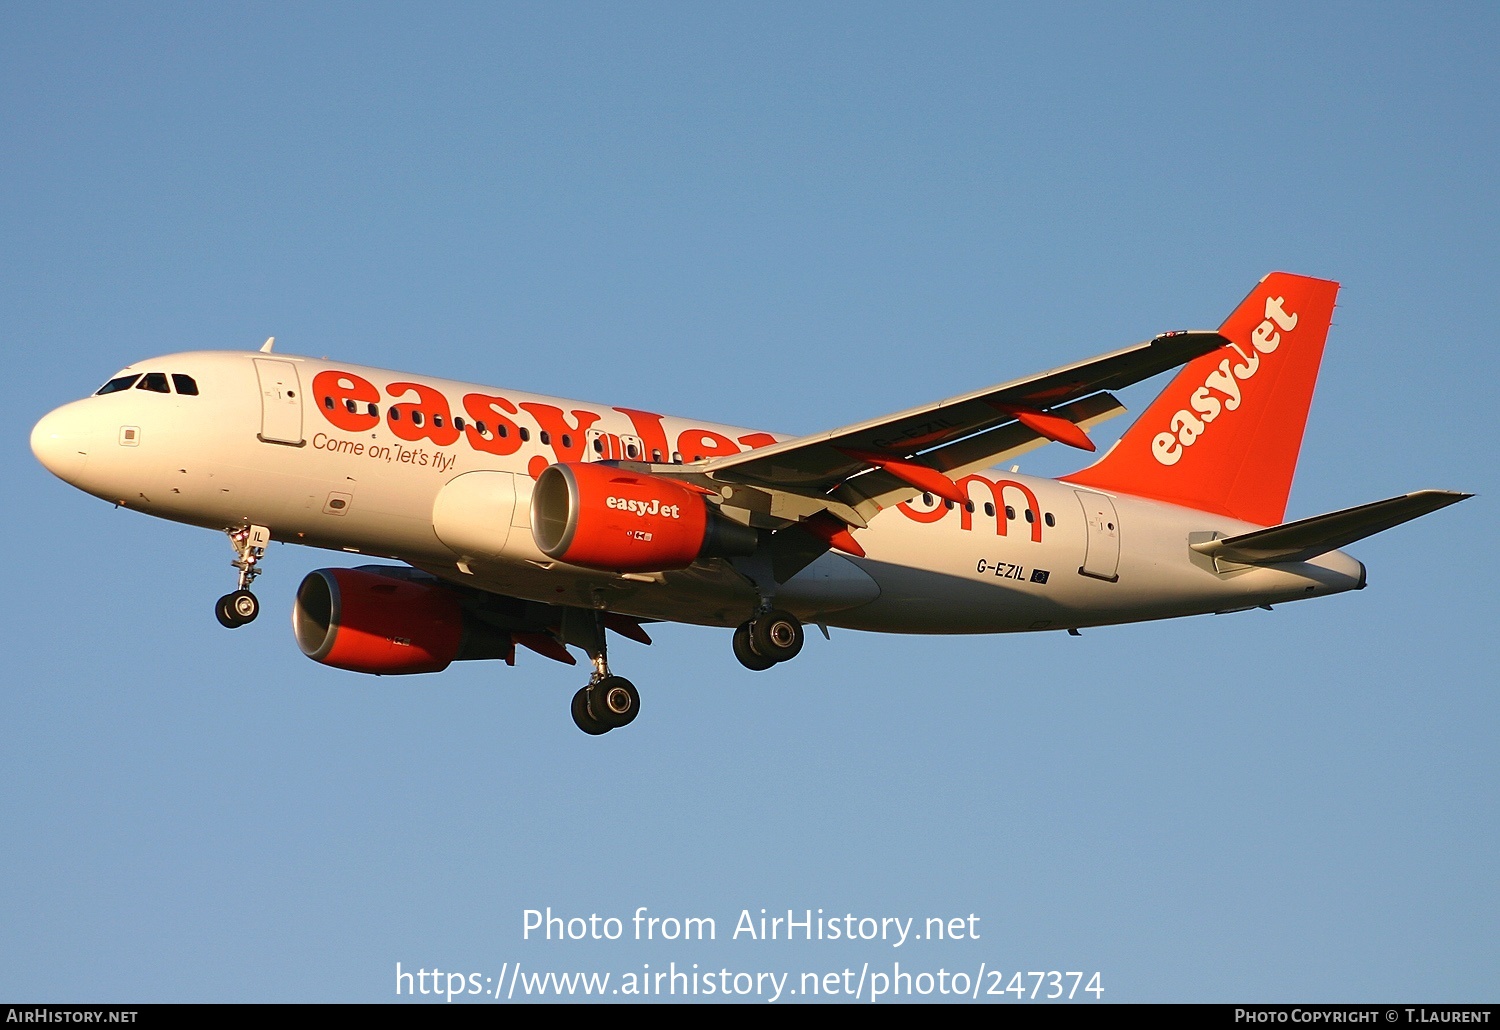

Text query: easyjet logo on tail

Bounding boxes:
[1152,295,1299,466]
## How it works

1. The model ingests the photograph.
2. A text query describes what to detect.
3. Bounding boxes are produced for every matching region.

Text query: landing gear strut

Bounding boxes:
[568,609,641,735]
[733,608,804,670]
[215,525,269,629]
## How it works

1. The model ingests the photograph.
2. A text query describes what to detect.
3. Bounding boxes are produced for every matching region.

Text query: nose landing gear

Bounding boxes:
[732,608,804,670]
[215,525,270,629]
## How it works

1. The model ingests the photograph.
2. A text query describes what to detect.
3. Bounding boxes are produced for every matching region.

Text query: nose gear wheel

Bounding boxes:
[215,589,260,628]
[214,525,270,628]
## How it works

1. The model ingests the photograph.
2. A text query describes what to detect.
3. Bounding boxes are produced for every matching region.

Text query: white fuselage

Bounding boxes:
[31,350,1366,634]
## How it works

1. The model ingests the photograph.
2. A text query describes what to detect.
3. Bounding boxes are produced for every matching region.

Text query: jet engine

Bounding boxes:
[292,567,508,675]
[530,462,757,573]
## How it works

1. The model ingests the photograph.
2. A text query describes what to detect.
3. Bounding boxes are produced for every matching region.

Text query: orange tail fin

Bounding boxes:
[1063,272,1340,526]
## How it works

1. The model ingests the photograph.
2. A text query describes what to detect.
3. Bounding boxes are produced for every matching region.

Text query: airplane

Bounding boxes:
[30,272,1469,735]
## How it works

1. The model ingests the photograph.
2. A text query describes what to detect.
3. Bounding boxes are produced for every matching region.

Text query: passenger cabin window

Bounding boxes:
[171,374,199,396]
[96,374,141,395]
[136,372,170,393]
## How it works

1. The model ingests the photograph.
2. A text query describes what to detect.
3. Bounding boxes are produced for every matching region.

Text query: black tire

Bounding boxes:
[588,676,640,728]
[751,609,803,663]
[215,593,244,629]
[733,622,777,670]
[228,589,259,624]
[571,687,610,735]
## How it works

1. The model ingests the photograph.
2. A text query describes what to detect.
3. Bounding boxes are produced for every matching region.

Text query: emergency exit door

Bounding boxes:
[1075,490,1120,581]
[254,359,304,445]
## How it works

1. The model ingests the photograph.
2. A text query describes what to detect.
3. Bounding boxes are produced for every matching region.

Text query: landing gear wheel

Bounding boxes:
[588,676,640,729]
[215,590,259,629]
[733,622,777,671]
[751,609,803,663]
[229,589,259,624]
[571,687,610,735]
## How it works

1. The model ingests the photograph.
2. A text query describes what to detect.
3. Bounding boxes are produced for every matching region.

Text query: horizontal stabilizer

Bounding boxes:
[1190,490,1471,565]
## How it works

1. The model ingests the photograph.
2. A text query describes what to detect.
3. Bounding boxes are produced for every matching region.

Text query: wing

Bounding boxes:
[615,330,1224,581]
[656,331,1225,525]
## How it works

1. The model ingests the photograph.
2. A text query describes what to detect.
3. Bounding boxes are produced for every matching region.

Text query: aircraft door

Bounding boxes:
[254,359,304,445]
[1075,490,1120,582]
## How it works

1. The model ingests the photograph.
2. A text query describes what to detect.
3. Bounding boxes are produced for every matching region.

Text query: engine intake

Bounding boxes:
[530,462,756,573]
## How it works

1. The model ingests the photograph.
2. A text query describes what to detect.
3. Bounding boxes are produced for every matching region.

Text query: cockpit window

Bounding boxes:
[171,374,199,396]
[95,374,141,395]
[136,372,171,393]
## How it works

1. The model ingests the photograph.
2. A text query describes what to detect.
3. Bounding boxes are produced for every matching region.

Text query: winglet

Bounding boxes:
[260,337,275,353]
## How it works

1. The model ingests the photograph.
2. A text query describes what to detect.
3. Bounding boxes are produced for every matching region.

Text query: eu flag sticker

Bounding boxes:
[1030,569,1050,584]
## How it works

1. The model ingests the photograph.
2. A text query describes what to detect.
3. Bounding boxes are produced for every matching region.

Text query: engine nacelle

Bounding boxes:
[292,567,467,675]
[530,462,757,573]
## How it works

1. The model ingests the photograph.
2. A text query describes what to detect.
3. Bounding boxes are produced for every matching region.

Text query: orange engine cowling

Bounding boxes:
[293,567,465,674]
[530,462,757,573]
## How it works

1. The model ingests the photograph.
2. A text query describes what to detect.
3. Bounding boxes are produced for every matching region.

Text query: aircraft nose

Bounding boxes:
[31,403,92,484]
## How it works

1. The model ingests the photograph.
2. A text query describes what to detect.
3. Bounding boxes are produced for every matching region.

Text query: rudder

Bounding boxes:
[1063,272,1339,526]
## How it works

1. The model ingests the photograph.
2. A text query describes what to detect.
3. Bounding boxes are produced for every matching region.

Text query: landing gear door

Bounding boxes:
[1075,490,1120,582]
[254,359,304,445]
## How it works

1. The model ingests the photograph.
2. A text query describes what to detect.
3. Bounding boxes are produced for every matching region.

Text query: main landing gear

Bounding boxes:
[732,608,804,671]
[569,610,641,735]
[215,525,270,629]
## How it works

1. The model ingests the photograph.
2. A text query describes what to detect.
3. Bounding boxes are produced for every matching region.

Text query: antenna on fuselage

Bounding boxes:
[260,337,275,353]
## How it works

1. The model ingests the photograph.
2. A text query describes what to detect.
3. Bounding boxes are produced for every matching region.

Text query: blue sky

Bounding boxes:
[2,2,1494,1003]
